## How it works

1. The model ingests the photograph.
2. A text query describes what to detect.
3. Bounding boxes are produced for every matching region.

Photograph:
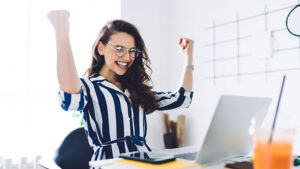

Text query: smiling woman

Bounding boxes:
[97,32,138,77]
[48,7,194,166]
[84,20,159,113]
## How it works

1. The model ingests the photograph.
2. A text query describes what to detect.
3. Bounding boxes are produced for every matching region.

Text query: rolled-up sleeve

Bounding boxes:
[58,79,88,111]
[156,87,193,111]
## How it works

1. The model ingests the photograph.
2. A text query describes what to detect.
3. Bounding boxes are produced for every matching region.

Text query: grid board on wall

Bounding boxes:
[203,4,300,85]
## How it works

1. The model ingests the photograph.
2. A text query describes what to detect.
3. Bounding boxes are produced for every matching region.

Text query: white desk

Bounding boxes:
[94,159,300,169]
[205,164,300,169]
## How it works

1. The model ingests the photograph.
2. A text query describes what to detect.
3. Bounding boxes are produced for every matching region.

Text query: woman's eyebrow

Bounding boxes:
[117,45,137,49]
[111,42,135,49]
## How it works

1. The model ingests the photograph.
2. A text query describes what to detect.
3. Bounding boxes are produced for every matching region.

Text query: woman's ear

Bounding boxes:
[97,42,104,55]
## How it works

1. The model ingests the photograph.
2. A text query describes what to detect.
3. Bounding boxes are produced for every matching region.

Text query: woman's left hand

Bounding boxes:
[178,37,194,60]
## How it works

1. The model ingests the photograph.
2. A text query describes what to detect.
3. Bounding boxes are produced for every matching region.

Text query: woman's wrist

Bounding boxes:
[184,55,194,70]
[185,64,194,71]
[185,56,193,65]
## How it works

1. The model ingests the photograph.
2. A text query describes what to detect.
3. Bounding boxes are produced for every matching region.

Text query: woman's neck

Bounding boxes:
[99,66,123,91]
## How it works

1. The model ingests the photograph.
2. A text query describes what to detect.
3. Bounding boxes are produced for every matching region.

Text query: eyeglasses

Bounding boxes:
[107,43,142,59]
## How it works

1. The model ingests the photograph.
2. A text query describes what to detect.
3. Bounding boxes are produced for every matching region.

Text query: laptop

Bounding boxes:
[171,95,272,164]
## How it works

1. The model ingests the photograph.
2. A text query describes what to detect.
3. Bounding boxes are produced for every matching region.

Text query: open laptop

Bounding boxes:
[171,95,272,164]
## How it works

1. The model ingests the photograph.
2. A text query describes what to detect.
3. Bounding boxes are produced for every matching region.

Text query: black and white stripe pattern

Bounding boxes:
[58,74,193,161]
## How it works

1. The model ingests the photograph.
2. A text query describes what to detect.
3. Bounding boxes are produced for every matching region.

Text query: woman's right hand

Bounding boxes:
[47,10,70,34]
[48,10,81,94]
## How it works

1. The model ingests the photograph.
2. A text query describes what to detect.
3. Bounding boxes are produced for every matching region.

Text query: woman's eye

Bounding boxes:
[115,46,124,51]
[130,49,137,52]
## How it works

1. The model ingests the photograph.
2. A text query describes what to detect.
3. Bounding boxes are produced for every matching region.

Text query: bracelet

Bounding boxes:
[185,64,194,70]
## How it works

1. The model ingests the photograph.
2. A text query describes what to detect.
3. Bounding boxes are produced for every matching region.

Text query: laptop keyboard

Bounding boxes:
[174,152,197,161]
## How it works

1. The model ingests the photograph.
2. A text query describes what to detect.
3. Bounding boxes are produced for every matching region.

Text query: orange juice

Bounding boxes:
[252,129,295,169]
[253,141,293,169]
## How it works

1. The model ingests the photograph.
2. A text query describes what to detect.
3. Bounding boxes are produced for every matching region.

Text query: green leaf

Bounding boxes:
[72,113,80,118]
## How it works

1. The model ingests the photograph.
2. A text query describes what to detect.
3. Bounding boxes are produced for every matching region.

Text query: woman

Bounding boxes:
[47,10,194,161]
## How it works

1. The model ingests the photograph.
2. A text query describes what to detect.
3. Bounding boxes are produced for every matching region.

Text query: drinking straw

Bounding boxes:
[269,75,286,143]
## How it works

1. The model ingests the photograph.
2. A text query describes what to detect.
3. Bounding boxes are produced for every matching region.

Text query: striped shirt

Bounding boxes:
[58,74,193,161]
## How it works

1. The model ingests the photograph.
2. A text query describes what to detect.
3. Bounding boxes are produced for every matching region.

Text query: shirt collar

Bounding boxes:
[89,74,129,96]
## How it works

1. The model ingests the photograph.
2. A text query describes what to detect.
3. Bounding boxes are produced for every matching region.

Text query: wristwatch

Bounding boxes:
[185,64,194,70]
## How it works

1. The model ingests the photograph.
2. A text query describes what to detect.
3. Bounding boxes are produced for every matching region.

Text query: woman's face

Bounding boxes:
[98,32,136,77]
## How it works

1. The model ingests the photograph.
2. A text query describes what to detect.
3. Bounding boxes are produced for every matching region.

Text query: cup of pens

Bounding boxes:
[252,128,296,169]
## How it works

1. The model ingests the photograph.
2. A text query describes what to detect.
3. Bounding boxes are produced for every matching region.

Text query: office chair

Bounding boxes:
[54,127,93,169]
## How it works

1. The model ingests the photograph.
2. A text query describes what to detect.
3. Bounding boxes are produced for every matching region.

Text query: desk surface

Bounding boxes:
[206,164,300,169]
[98,159,300,169]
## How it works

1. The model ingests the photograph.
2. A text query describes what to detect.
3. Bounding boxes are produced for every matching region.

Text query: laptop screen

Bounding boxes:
[196,95,271,164]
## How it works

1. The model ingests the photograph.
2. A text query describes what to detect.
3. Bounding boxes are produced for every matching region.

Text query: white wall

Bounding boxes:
[121,0,171,148]
[122,0,300,154]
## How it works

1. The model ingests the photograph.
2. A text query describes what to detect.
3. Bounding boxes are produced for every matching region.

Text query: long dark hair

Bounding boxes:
[85,20,159,114]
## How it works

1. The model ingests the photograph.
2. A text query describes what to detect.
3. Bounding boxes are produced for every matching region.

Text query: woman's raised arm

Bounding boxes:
[178,37,194,92]
[47,10,81,94]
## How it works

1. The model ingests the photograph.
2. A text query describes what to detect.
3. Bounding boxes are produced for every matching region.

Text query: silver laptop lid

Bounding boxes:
[195,95,271,164]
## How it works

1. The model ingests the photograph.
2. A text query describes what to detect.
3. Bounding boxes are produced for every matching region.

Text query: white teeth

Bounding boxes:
[117,62,128,66]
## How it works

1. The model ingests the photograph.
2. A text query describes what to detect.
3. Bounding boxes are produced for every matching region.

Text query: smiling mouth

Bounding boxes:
[116,61,129,69]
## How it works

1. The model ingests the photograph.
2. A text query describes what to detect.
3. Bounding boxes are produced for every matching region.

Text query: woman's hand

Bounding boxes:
[178,37,194,91]
[48,10,81,94]
[47,10,70,34]
[178,37,194,64]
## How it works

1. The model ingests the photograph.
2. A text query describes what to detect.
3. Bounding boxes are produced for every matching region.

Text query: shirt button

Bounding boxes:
[127,117,130,121]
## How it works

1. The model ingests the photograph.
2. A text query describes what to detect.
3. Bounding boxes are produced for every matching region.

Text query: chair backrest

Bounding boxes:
[54,127,93,169]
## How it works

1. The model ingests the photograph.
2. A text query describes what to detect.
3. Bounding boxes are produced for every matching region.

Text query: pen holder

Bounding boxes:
[163,114,185,148]
[164,120,178,148]
[164,133,177,148]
